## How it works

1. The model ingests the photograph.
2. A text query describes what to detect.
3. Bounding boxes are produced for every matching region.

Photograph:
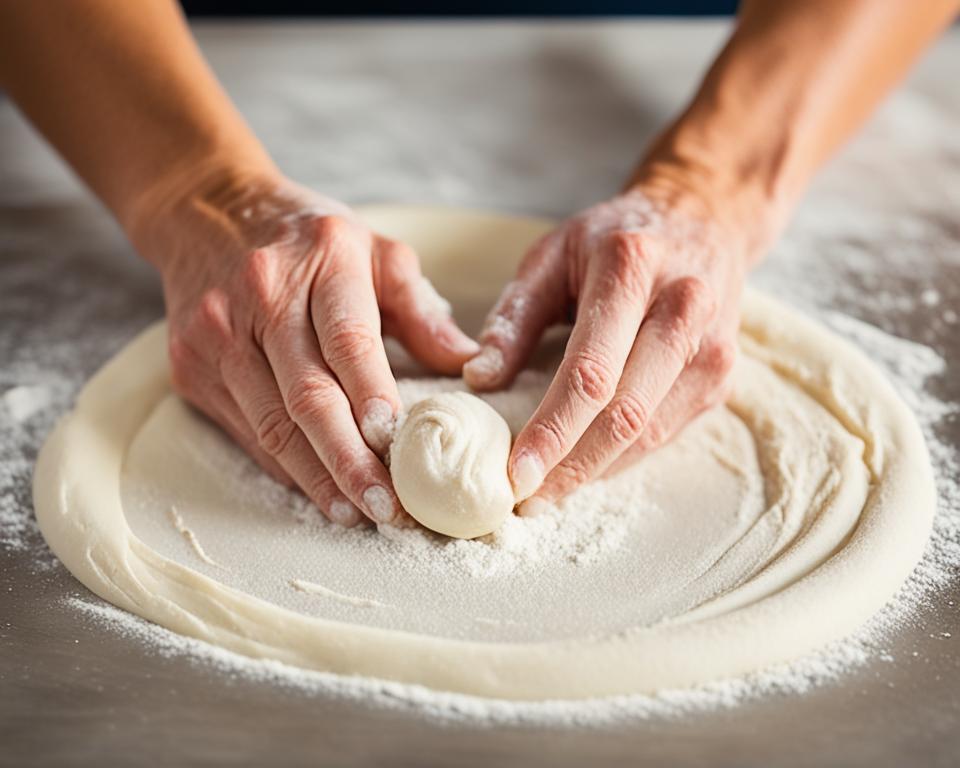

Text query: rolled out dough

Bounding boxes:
[33,206,935,701]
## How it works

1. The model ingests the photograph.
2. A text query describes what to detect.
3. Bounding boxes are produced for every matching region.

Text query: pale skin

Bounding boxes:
[1,1,956,527]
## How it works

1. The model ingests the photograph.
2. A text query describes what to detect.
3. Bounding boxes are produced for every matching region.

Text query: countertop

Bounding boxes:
[2,20,959,767]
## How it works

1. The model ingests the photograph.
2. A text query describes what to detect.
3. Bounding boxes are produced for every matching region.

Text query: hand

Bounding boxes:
[132,170,479,527]
[463,179,751,513]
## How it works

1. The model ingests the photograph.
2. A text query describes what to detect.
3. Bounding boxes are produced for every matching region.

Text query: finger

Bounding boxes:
[376,238,480,375]
[221,343,365,528]
[463,231,567,391]
[310,217,402,456]
[167,334,293,486]
[507,232,658,501]
[522,277,716,509]
[262,315,407,526]
[603,339,736,479]
[207,387,293,487]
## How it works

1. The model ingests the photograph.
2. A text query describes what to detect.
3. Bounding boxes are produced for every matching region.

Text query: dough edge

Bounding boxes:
[33,206,936,701]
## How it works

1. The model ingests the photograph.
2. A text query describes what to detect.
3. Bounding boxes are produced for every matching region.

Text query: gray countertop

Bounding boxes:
[2,20,959,767]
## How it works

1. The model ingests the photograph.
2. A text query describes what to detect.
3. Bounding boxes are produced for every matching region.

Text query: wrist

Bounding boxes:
[123,155,283,271]
[625,131,784,269]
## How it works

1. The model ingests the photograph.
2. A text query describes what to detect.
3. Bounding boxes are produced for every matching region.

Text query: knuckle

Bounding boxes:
[528,417,567,459]
[193,289,234,344]
[605,391,652,444]
[327,446,352,479]
[322,318,377,367]
[672,276,715,323]
[328,448,367,492]
[568,350,616,406]
[314,214,352,243]
[285,376,339,422]
[699,339,737,379]
[242,248,278,311]
[659,283,714,365]
[254,406,298,457]
[606,229,642,256]
[304,474,337,507]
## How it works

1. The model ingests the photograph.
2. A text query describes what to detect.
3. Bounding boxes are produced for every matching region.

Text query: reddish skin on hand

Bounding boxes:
[464,186,744,514]
[145,174,478,527]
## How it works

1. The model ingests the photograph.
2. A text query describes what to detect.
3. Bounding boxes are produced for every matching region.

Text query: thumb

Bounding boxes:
[463,231,568,391]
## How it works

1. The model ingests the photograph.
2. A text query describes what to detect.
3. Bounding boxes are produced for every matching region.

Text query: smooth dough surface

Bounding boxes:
[390,391,514,539]
[33,206,936,701]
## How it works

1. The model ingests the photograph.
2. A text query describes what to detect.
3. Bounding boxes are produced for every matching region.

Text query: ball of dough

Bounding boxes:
[390,392,514,539]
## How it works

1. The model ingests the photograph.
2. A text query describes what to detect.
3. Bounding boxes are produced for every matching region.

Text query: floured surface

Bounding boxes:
[121,378,759,642]
[120,344,860,643]
[33,207,935,700]
[4,24,960,760]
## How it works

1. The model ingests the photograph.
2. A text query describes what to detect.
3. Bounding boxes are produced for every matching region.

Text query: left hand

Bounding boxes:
[463,180,751,513]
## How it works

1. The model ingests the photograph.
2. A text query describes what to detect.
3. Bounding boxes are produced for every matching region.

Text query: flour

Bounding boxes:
[62,594,883,726]
[374,474,634,579]
[15,299,952,722]
[2,384,52,424]
[4,269,960,721]
[462,344,504,381]
[4,193,960,722]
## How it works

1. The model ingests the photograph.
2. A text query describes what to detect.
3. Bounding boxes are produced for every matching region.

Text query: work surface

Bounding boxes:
[2,19,959,768]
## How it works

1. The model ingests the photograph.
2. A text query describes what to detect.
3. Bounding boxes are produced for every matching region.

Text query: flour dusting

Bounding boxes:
[18,308,953,725]
[4,183,960,726]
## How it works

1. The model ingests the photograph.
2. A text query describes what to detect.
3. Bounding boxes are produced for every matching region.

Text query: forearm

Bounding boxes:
[632,0,959,261]
[0,0,275,239]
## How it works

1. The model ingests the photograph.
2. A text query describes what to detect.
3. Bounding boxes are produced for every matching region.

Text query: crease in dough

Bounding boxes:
[32,208,936,701]
[289,579,394,610]
[167,505,223,569]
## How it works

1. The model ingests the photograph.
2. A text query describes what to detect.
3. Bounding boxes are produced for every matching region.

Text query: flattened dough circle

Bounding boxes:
[33,206,935,701]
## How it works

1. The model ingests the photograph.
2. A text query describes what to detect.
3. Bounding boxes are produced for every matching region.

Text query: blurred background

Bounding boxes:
[181,1,738,16]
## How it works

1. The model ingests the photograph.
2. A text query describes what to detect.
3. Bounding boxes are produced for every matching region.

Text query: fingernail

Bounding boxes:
[328,499,363,527]
[462,345,505,387]
[362,485,397,524]
[511,451,544,501]
[518,496,551,517]
[360,398,397,455]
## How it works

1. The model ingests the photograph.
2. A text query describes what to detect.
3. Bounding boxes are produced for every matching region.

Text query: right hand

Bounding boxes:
[129,169,479,528]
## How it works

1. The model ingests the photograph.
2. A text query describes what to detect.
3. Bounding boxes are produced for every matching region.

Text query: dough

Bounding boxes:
[32,206,936,701]
[390,392,514,539]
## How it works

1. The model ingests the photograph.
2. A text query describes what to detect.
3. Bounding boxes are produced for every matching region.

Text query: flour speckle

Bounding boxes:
[2,384,52,423]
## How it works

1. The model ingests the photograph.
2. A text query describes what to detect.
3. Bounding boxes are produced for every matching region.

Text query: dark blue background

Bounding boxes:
[181,1,738,16]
